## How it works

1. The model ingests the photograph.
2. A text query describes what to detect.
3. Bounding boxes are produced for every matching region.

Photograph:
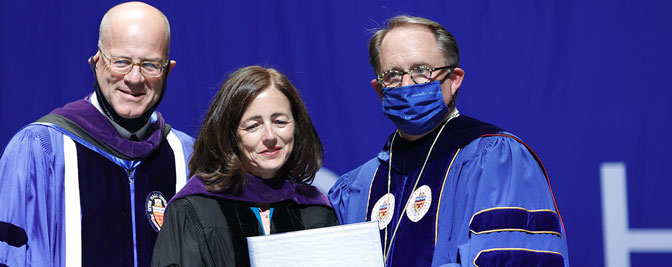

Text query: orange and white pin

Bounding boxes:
[371,193,395,230]
[406,185,432,222]
[145,191,167,232]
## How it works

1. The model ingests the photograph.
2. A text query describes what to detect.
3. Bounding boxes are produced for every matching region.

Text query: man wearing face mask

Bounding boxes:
[0,2,193,266]
[329,15,569,266]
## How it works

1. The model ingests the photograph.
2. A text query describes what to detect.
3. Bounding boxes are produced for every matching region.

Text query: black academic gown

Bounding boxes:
[151,175,338,267]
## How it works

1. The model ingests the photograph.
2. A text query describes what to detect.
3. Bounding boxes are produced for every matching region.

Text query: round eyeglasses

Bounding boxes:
[377,65,455,88]
[98,48,168,78]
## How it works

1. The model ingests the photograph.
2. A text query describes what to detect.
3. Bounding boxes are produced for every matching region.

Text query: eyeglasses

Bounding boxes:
[377,65,455,88]
[98,48,168,77]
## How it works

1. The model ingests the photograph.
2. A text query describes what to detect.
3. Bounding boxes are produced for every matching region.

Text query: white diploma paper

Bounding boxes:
[247,221,384,267]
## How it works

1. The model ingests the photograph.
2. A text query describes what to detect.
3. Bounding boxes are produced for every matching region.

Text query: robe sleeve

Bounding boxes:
[152,197,212,267]
[0,125,63,267]
[447,135,569,266]
[328,157,379,225]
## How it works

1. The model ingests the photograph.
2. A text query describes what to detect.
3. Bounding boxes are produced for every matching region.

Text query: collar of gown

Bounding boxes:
[47,94,166,159]
[170,174,332,208]
[377,114,504,174]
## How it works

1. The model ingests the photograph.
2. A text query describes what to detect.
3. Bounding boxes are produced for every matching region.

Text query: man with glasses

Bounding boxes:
[0,2,193,266]
[329,15,569,266]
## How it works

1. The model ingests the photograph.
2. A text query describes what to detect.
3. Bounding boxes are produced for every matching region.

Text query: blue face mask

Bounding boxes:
[381,81,449,135]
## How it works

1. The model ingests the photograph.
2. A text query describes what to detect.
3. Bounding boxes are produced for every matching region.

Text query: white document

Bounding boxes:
[247,221,384,267]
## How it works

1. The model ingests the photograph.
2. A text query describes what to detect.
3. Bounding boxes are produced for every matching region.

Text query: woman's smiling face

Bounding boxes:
[237,86,295,179]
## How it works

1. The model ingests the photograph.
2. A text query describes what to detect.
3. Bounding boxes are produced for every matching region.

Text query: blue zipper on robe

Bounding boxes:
[125,163,141,267]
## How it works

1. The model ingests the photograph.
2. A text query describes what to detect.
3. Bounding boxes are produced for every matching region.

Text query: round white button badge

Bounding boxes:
[371,193,395,230]
[405,185,432,222]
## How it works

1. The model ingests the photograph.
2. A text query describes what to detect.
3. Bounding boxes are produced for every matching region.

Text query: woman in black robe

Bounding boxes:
[152,66,338,267]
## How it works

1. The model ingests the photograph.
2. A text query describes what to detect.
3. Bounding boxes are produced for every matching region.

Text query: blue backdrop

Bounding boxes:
[1,1,671,266]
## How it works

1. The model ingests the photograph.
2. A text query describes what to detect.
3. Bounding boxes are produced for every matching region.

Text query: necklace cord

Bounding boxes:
[383,112,459,262]
[383,131,398,256]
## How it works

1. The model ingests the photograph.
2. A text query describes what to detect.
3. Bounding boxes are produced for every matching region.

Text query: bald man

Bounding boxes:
[0,2,194,266]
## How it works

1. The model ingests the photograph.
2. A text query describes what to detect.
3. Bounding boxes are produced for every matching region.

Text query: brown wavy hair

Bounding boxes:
[189,65,323,194]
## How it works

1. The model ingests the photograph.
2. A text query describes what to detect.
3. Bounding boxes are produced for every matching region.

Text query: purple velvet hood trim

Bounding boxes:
[48,96,166,158]
[169,174,332,208]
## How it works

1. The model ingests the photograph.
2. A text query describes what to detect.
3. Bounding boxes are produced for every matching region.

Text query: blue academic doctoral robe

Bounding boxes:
[0,95,194,267]
[329,115,569,267]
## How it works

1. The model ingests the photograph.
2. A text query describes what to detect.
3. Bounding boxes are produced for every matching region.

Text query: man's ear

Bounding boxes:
[449,67,465,96]
[371,79,383,101]
[167,60,177,75]
[88,51,100,65]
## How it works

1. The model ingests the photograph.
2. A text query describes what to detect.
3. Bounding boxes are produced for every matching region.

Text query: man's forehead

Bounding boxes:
[101,23,168,59]
[379,25,442,69]
[102,38,166,57]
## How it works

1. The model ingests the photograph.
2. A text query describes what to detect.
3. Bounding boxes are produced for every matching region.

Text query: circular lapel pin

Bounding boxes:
[406,185,432,222]
[145,191,167,232]
[371,193,395,230]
